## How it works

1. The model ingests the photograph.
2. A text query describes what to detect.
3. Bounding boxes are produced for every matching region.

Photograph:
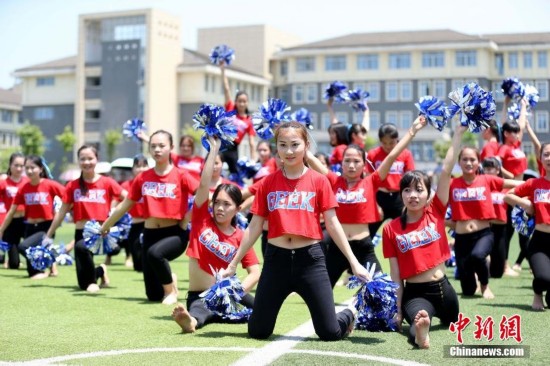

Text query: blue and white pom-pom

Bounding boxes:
[291,108,314,130]
[445,206,456,238]
[507,103,521,121]
[199,268,252,321]
[122,118,146,142]
[236,212,249,231]
[115,212,132,241]
[83,220,121,255]
[501,77,525,102]
[252,98,292,140]
[324,81,348,102]
[415,96,450,131]
[54,243,73,266]
[330,163,342,176]
[193,104,237,152]
[347,263,399,332]
[371,234,381,247]
[345,89,369,112]
[525,84,539,110]
[0,239,10,253]
[209,44,235,66]
[229,157,262,187]
[511,205,535,237]
[26,243,57,271]
[446,250,456,268]
[448,83,496,133]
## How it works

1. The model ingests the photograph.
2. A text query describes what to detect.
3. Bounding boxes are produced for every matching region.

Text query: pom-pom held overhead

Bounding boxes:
[210,44,235,66]
[507,103,521,121]
[448,83,496,133]
[324,81,348,101]
[122,119,146,142]
[200,268,252,321]
[415,96,450,131]
[193,104,237,152]
[291,108,314,130]
[501,77,525,102]
[511,206,535,237]
[345,89,370,112]
[525,84,539,110]
[252,98,292,140]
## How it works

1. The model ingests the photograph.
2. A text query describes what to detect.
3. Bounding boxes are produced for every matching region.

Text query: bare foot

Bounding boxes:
[99,264,110,288]
[532,294,545,311]
[30,272,49,280]
[512,264,522,272]
[49,263,59,277]
[172,303,197,333]
[481,285,495,299]
[87,283,100,293]
[104,255,112,266]
[504,267,519,277]
[125,257,133,268]
[414,310,431,349]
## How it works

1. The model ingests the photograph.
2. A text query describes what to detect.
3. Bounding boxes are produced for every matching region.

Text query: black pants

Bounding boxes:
[489,224,507,278]
[18,221,52,277]
[260,230,269,258]
[504,205,530,265]
[402,276,459,346]
[454,228,493,296]
[323,235,381,288]
[249,243,354,341]
[221,144,239,174]
[74,230,105,290]
[2,217,25,269]
[128,222,145,272]
[527,230,550,298]
[368,191,404,235]
[142,225,188,301]
[186,291,255,328]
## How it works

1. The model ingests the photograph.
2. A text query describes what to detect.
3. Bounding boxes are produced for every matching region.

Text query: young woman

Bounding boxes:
[101,130,198,304]
[220,62,257,173]
[498,98,527,180]
[253,140,278,183]
[0,152,29,269]
[171,136,260,332]
[449,146,521,299]
[480,119,501,161]
[45,145,126,292]
[307,116,427,287]
[505,142,550,310]
[367,123,415,236]
[207,152,233,194]
[173,135,204,181]
[0,156,65,278]
[221,121,370,341]
[383,124,465,349]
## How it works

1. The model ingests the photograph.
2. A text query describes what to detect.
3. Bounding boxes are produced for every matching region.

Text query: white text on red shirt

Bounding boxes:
[199,228,236,263]
[534,189,550,203]
[267,191,315,212]
[453,187,487,201]
[375,161,404,174]
[142,182,176,199]
[74,189,106,203]
[24,192,49,205]
[335,188,366,203]
[396,222,441,253]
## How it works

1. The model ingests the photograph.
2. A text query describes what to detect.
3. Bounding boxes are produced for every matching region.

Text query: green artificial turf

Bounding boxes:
[0,224,547,365]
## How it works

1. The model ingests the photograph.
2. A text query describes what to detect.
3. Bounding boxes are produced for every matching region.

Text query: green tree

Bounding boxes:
[527,153,537,171]
[433,139,451,160]
[364,135,377,151]
[55,125,76,171]
[0,147,19,173]
[181,123,202,147]
[17,122,44,156]
[104,129,122,162]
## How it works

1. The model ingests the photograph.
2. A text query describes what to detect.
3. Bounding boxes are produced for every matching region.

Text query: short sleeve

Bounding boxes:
[326,171,339,186]
[225,100,235,112]
[182,173,199,194]
[369,171,382,191]
[317,175,338,212]
[108,178,124,198]
[430,194,446,218]
[404,150,415,171]
[246,118,256,136]
[382,224,397,258]
[191,200,211,227]
[514,179,533,198]
[248,179,263,196]
[487,175,504,192]
[13,189,24,205]
[250,178,268,218]
[365,149,376,173]
[128,174,143,202]
[52,180,66,198]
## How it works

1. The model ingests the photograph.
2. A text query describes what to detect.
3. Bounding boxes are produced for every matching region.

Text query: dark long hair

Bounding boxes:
[348,123,367,143]
[150,130,174,164]
[399,170,432,229]
[77,144,98,196]
[328,123,348,146]
[212,183,242,227]
[378,123,399,140]
[342,144,367,178]
[6,152,24,176]
[235,91,250,116]
[25,155,50,179]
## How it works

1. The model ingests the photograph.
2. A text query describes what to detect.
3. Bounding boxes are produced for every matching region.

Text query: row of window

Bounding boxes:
[36,77,55,87]
[0,132,20,147]
[203,75,264,103]
[288,51,549,74]
[1,109,21,123]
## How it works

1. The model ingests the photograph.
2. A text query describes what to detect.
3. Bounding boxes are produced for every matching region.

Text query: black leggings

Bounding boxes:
[454,228,493,296]
[128,222,145,272]
[18,221,53,277]
[2,216,25,269]
[142,225,189,302]
[489,224,507,278]
[402,276,459,346]
[249,243,354,341]
[186,291,255,329]
[221,144,239,174]
[368,191,404,235]
[323,235,381,288]
[74,230,105,290]
[527,230,550,296]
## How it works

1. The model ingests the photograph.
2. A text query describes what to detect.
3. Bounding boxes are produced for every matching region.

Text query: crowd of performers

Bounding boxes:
[1,69,549,350]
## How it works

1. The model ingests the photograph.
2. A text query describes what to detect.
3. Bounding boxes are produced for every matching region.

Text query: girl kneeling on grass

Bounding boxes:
[382,123,465,349]
[172,136,260,332]
[221,121,370,341]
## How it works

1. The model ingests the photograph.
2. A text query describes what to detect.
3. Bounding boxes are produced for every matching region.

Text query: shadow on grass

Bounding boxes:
[110,296,161,305]
[195,331,250,340]
[477,303,534,311]
[22,283,79,290]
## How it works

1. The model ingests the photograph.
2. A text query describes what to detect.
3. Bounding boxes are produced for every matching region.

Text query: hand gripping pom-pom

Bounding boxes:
[83,220,122,255]
[345,89,370,112]
[501,77,525,102]
[448,83,496,133]
[236,212,249,231]
[26,244,56,271]
[415,96,450,131]
[200,268,252,321]
[122,119,146,142]
[252,98,292,140]
[324,81,348,102]
[507,103,521,121]
[291,108,314,130]
[511,206,535,237]
[54,244,74,266]
[193,104,237,152]
[209,44,235,66]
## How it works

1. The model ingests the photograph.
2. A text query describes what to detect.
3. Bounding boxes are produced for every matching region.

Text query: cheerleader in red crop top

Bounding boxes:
[172,135,204,181]
[253,140,278,183]
[0,156,65,278]
[0,152,28,269]
[450,146,522,300]
[307,116,427,288]
[505,142,550,310]
[45,145,126,293]
[221,121,370,342]
[171,136,260,333]
[382,123,466,349]
[480,119,501,161]
[498,98,528,180]
[102,130,199,304]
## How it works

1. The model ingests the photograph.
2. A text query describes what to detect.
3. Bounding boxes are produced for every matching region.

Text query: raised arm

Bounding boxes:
[435,123,467,206]
[220,62,232,104]
[361,108,370,135]
[517,98,528,140]
[327,97,338,124]
[195,136,222,208]
[525,116,542,157]
[305,151,329,176]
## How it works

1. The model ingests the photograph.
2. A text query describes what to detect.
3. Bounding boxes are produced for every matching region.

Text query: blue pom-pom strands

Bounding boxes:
[0,240,10,253]
[54,243,74,266]
[252,98,292,140]
[200,268,252,321]
[525,84,539,111]
[229,157,262,187]
[235,212,249,231]
[291,108,314,130]
[507,103,521,121]
[83,220,122,255]
[445,206,456,238]
[345,89,370,112]
[209,44,235,66]
[115,212,132,240]
[415,96,450,131]
[122,118,146,142]
[448,83,496,133]
[501,77,525,102]
[324,81,348,101]
[347,263,399,332]
[511,206,535,237]
[193,104,238,152]
[26,245,56,271]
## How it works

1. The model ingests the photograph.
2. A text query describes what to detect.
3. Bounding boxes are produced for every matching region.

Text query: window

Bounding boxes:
[306,84,318,104]
[85,110,100,119]
[357,54,378,70]
[325,55,346,71]
[418,80,430,97]
[86,77,101,87]
[353,111,364,124]
[1,110,13,122]
[389,53,411,69]
[292,85,304,103]
[495,53,504,75]
[33,107,54,120]
[535,111,549,132]
[210,76,217,94]
[508,52,518,69]
[492,81,505,102]
[523,52,533,69]
[535,80,548,101]
[385,81,398,101]
[538,51,547,68]
[433,80,446,99]
[36,77,55,86]
[399,111,413,129]
[280,60,288,76]
[455,50,477,67]
[369,111,380,131]
[321,112,331,130]
[280,87,289,102]
[410,142,422,161]
[422,52,444,68]
[523,142,534,156]
[423,142,435,161]
[296,57,315,72]
[366,82,380,102]
[336,112,349,124]
[385,111,398,125]
[400,81,413,101]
